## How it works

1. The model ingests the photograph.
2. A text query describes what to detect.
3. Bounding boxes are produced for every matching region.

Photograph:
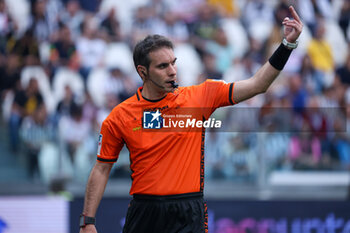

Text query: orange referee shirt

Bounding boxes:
[97,79,235,195]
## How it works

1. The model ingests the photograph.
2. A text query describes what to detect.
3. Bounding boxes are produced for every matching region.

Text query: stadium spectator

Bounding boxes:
[204,27,235,74]
[12,29,40,66]
[223,133,257,180]
[297,0,333,31]
[205,129,229,179]
[156,10,190,44]
[164,0,203,24]
[0,53,21,97]
[76,17,107,81]
[8,78,43,152]
[197,52,223,82]
[0,0,16,56]
[100,8,123,43]
[207,0,240,18]
[104,67,136,102]
[56,84,75,118]
[299,54,321,94]
[189,3,221,57]
[336,51,350,86]
[19,103,55,179]
[265,1,290,58]
[59,0,85,40]
[28,0,52,42]
[332,106,350,168]
[131,5,164,45]
[307,17,335,90]
[58,102,92,165]
[288,127,322,170]
[49,23,77,70]
[241,0,273,29]
[287,73,309,111]
[338,0,350,41]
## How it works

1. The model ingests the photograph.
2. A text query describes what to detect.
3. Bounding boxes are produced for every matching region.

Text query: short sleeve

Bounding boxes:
[201,79,236,109]
[97,119,124,163]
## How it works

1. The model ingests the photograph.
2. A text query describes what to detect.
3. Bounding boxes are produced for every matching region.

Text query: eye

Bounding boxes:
[158,63,168,69]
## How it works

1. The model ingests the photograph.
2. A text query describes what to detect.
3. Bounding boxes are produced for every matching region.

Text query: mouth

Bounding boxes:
[166,79,176,83]
[166,80,176,86]
[167,80,178,88]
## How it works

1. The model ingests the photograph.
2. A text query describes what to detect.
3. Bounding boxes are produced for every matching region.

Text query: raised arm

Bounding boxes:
[79,162,113,233]
[232,6,303,103]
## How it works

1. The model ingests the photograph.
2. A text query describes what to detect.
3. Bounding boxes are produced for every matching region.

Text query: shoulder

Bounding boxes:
[183,79,228,91]
[105,93,138,122]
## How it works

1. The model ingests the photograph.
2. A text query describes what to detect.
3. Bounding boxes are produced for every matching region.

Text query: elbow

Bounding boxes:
[259,86,269,94]
[256,84,269,95]
[251,76,269,95]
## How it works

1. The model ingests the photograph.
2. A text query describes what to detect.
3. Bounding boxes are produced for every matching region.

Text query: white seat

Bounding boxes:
[4,0,30,35]
[39,142,74,183]
[86,68,110,108]
[103,42,134,75]
[52,68,85,107]
[39,41,51,64]
[248,20,273,42]
[1,90,14,121]
[174,43,203,86]
[220,18,249,58]
[21,66,56,113]
[325,19,348,67]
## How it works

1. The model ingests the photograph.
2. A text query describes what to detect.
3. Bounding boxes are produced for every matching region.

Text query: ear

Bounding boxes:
[137,65,147,80]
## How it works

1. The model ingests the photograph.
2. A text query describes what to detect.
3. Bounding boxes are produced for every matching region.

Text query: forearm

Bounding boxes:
[233,43,294,103]
[233,61,281,103]
[83,162,112,217]
[252,61,281,93]
[251,41,295,91]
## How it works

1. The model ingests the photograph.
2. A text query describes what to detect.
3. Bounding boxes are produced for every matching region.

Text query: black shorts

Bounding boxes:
[123,192,208,233]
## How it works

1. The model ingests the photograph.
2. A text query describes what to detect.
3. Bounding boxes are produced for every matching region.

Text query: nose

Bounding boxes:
[168,63,177,76]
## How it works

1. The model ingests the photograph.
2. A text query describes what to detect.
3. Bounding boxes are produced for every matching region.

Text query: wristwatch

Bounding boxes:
[79,214,96,228]
[282,38,298,49]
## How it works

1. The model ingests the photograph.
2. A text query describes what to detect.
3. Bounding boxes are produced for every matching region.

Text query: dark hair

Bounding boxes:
[133,34,173,70]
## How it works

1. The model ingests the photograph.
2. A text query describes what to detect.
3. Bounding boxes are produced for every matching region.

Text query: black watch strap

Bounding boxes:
[79,214,96,227]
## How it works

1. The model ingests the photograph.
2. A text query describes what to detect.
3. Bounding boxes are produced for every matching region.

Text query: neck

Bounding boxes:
[142,81,168,100]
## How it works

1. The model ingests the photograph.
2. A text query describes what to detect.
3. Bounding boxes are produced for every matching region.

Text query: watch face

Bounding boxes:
[79,215,85,227]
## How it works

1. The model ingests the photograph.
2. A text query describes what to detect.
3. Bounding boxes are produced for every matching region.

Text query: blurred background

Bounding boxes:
[0,0,350,232]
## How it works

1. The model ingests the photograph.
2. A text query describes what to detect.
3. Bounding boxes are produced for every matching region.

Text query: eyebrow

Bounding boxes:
[156,58,177,68]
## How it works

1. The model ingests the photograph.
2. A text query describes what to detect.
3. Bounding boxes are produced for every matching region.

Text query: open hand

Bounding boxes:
[282,6,303,43]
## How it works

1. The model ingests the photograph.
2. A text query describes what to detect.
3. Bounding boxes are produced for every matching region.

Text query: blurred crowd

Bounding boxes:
[0,0,349,182]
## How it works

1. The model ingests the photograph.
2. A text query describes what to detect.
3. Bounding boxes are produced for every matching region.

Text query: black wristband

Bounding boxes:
[79,214,96,227]
[268,43,293,71]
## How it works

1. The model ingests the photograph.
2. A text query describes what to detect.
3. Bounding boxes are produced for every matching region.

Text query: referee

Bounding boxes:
[79,6,303,233]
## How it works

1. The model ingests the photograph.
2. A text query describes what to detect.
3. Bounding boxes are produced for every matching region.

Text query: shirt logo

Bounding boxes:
[143,110,163,129]
[97,134,103,155]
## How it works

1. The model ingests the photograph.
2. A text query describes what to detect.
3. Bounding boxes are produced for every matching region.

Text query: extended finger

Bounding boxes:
[289,6,302,23]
